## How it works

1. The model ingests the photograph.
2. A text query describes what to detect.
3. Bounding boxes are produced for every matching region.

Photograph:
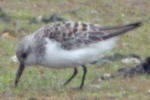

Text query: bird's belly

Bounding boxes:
[40,37,118,68]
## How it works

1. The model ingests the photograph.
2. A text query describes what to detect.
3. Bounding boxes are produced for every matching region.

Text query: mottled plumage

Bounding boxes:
[15,21,142,89]
[34,21,141,50]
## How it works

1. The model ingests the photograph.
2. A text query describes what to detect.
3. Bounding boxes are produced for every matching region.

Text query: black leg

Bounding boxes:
[64,68,78,86]
[79,65,87,89]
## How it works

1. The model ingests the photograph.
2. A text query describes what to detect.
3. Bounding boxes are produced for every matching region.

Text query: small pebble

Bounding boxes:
[100,73,111,80]
[11,55,18,63]
[121,58,141,65]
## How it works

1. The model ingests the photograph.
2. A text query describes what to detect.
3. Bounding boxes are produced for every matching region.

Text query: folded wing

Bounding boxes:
[41,21,142,50]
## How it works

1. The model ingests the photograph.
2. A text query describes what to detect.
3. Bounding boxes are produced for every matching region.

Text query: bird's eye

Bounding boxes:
[21,53,27,58]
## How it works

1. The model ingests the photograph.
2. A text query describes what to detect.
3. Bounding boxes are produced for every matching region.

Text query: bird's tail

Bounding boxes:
[100,22,142,40]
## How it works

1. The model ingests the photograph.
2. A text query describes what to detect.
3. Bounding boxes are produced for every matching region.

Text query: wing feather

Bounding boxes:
[36,21,141,50]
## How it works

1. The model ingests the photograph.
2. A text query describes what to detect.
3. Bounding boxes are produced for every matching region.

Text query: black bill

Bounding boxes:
[15,63,25,87]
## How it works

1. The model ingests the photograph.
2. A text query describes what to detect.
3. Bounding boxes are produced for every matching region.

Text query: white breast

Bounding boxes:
[40,37,118,68]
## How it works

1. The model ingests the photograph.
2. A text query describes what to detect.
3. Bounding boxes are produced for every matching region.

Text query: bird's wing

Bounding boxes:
[37,21,141,50]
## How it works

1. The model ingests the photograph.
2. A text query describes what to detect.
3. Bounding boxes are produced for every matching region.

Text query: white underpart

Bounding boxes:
[41,37,118,68]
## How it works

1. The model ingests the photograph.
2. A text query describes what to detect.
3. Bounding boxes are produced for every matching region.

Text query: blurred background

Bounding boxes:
[0,0,150,100]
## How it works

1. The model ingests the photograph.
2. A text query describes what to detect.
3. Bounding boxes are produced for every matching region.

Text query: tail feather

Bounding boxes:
[100,22,142,40]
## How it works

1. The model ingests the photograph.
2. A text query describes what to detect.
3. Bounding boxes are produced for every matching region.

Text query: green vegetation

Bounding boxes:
[0,0,150,99]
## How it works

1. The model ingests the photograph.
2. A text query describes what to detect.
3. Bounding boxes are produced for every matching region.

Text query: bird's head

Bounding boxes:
[15,35,36,86]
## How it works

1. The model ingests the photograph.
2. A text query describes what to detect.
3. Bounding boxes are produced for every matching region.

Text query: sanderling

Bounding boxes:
[15,21,142,89]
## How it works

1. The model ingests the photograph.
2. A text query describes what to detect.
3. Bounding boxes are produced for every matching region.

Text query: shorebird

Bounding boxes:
[15,21,142,89]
